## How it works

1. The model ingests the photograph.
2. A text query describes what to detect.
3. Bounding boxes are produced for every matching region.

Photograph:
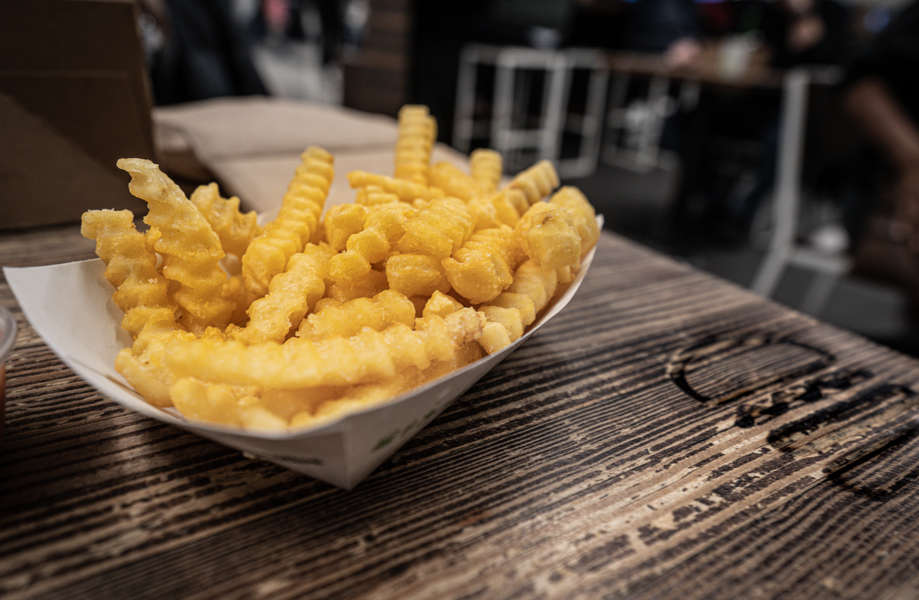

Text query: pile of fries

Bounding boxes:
[81,105,599,431]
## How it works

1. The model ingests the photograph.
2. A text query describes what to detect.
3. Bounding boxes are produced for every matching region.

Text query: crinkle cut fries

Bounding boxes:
[81,105,599,431]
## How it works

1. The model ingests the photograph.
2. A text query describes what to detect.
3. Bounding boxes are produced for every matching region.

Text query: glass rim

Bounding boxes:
[0,306,16,365]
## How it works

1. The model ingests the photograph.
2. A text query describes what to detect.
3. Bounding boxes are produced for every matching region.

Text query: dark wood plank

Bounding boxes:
[1,226,918,599]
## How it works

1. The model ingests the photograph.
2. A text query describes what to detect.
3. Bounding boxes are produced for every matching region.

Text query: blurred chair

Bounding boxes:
[558,49,609,178]
[602,64,699,173]
[752,68,850,316]
[452,44,607,177]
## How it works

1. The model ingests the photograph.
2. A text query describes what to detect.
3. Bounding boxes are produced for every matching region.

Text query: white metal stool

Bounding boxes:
[557,49,608,178]
[751,68,850,316]
[453,44,608,177]
[602,69,699,172]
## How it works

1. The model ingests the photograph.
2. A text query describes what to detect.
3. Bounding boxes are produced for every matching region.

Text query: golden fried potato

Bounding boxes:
[477,260,559,354]
[428,162,486,202]
[364,202,417,242]
[327,202,416,285]
[442,225,524,304]
[297,289,416,339]
[515,202,581,271]
[355,185,401,206]
[116,158,235,332]
[470,190,523,229]
[190,182,261,257]
[386,254,451,297]
[487,291,536,326]
[232,243,333,343]
[397,197,474,259]
[507,160,559,205]
[242,147,332,298]
[170,378,260,427]
[290,374,416,428]
[165,308,485,389]
[116,328,197,406]
[395,105,436,185]
[324,203,367,251]
[81,209,176,339]
[550,186,600,255]
[470,149,502,192]
[422,290,465,319]
[348,171,443,202]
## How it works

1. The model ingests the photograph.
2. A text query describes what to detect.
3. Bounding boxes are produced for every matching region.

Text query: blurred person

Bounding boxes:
[726,0,852,237]
[139,0,267,105]
[846,1,919,225]
[314,0,344,65]
[843,1,919,307]
[626,0,701,67]
[762,0,850,68]
[251,0,344,65]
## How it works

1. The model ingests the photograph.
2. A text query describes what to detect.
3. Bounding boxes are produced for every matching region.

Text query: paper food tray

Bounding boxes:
[5,218,599,489]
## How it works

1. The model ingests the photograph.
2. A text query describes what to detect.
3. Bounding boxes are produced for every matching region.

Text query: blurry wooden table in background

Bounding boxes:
[1,224,918,599]
[606,48,783,90]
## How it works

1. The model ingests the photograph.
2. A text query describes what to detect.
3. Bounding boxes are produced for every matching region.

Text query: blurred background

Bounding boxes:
[3,0,919,352]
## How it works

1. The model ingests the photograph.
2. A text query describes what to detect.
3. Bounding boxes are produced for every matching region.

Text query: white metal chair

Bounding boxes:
[453,44,608,178]
[751,68,850,316]
[602,69,699,173]
[557,49,608,178]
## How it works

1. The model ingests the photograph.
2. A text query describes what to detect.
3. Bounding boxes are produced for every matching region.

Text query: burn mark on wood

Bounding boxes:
[824,423,919,499]
[735,367,873,428]
[667,333,835,406]
[767,383,916,452]
[567,535,634,573]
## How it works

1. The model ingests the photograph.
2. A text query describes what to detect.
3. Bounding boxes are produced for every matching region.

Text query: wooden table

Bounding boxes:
[2,226,918,599]
[606,50,784,90]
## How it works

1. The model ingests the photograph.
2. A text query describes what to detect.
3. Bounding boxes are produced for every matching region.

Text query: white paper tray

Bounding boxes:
[5,221,598,489]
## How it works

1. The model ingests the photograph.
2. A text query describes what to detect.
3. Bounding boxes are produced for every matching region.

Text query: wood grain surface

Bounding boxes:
[2,225,919,599]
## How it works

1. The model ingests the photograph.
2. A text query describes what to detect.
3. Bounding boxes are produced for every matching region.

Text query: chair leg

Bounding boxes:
[541,54,570,163]
[603,71,630,164]
[800,271,838,317]
[640,75,669,169]
[453,47,480,153]
[561,55,608,177]
[580,64,609,175]
[492,57,515,159]
[753,71,810,301]
[751,249,788,298]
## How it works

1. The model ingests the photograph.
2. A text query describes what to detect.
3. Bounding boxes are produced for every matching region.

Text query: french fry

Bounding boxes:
[442,225,524,304]
[242,147,332,298]
[395,105,436,185]
[165,308,486,389]
[507,160,559,205]
[80,209,176,339]
[116,158,235,332]
[515,202,581,271]
[386,254,451,297]
[477,260,558,354]
[397,197,474,259]
[190,182,261,257]
[231,243,333,343]
[347,171,443,202]
[297,289,416,339]
[470,149,502,192]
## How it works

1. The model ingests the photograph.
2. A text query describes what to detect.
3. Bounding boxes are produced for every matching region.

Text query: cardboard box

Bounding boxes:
[0,0,152,229]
